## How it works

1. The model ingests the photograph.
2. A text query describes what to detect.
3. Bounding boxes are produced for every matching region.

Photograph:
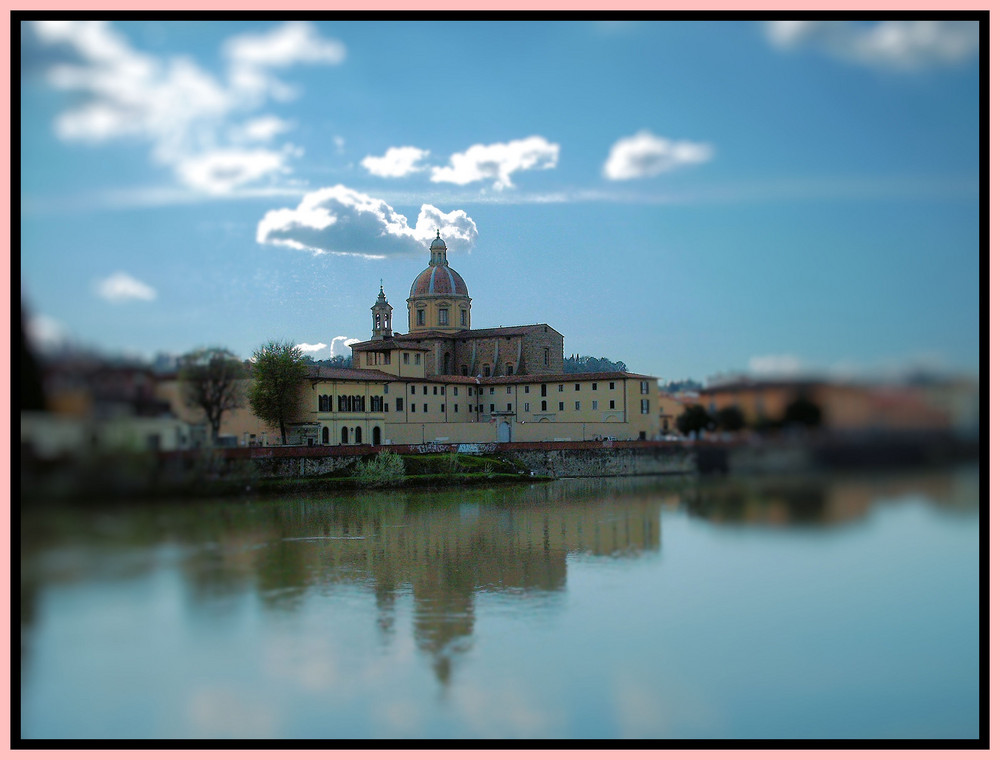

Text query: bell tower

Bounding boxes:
[371,282,393,340]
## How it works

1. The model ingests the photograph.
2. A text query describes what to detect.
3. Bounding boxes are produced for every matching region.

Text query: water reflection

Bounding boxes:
[20,467,978,738]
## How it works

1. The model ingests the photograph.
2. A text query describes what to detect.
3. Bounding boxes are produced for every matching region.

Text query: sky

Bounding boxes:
[19,18,981,384]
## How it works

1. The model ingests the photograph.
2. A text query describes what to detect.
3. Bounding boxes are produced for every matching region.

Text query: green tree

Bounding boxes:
[676,404,714,437]
[247,340,309,445]
[715,404,746,433]
[784,396,823,429]
[178,347,246,444]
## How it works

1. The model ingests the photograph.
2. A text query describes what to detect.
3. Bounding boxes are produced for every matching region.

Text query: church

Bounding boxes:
[282,231,660,447]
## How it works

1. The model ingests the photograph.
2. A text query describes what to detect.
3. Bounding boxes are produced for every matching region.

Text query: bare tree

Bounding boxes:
[179,347,246,444]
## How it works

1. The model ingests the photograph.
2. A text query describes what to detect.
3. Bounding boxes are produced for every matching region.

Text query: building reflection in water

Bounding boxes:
[20,467,976,690]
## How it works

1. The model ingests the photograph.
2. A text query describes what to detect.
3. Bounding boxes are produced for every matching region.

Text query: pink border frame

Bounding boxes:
[5,8,989,757]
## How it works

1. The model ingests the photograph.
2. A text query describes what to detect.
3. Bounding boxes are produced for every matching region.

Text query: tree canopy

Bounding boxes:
[178,347,245,443]
[563,355,628,374]
[676,404,714,437]
[247,340,309,445]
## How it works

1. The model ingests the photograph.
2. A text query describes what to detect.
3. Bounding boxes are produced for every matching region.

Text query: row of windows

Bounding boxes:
[317,395,385,413]
[402,352,422,365]
[415,308,468,326]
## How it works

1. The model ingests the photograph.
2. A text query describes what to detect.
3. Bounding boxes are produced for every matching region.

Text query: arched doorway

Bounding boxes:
[341,426,349,444]
[372,426,381,446]
[322,427,330,444]
[354,426,363,444]
[497,421,512,443]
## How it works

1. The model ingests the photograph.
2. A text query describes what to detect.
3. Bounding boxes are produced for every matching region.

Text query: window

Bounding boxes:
[541,400,548,411]
[575,383,581,391]
[355,426,362,444]
[403,353,410,365]
[640,381,649,394]
[610,382,615,390]
[592,400,598,410]
[423,403,428,412]
[411,403,416,413]
[490,404,495,412]
[439,308,449,325]
[506,386,512,394]
[469,404,473,412]
[461,364,468,375]
[592,383,598,391]
[384,384,389,394]
[423,385,428,395]
[410,385,415,395]
[461,310,467,326]
[468,387,473,396]
[478,404,484,412]
[478,387,484,395]
[506,364,513,375]
[454,404,459,412]
[322,427,329,444]
[453,387,458,396]
[524,402,530,412]
[575,401,581,411]
[415,354,421,365]
[524,385,530,394]
[417,309,425,325]
[483,365,491,377]
[558,384,563,392]
[341,427,349,444]
[366,352,373,365]
[441,404,445,413]
[610,400,616,410]
[558,402,564,411]
[641,399,650,414]
[489,387,495,395]
[396,397,403,411]
[433,386,438,395]
[507,403,512,411]
[544,348,549,365]
[541,384,547,397]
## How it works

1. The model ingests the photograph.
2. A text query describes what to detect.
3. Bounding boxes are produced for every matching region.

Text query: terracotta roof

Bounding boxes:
[306,367,400,382]
[427,370,657,384]
[349,339,431,351]
[391,324,562,341]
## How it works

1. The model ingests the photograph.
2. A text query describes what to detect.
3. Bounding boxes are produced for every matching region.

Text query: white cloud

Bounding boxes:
[361,146,430,178]
[223,21,346,69]
[430,136,559,190]
[763,20,979,71]
[176,145,299,195]
[95,271,157,302]
[230,115,294,143]
[256,184,478,258]
[25,313,70,351]
[28,21,345,195]
[295,341,329,354]
[333,135,346,154]
[603,131,713,181]
[331,336,361,355]
[748,354,804,377]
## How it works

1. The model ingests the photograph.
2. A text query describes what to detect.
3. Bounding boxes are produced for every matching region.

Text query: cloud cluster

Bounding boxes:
[257,185,478,258]
[27,20,345,194]
[764,20,979,71]
[361,146,430,178]
[602,131,714,181]
[295,336,362,358]
[95,271,157,302]
[362,137,560,191]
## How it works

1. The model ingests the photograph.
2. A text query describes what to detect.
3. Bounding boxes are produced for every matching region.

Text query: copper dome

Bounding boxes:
[409,265,469,298]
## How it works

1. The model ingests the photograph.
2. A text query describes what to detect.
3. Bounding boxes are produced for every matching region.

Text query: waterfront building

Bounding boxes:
[185,232,659,446]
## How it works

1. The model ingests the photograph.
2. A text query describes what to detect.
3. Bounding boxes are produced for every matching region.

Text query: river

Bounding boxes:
[20,466,980,740]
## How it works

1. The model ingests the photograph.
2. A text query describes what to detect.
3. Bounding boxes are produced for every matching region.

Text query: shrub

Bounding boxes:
[354,450,406,487]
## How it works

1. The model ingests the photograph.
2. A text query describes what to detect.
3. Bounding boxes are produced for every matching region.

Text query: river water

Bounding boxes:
[20,466,980,740]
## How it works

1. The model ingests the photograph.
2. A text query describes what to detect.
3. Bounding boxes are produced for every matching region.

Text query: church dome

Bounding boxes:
[409,231,469,298]
[409,265,469,298]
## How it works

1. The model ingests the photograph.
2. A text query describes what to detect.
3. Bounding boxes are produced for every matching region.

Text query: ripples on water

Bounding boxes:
[20,467,979,740]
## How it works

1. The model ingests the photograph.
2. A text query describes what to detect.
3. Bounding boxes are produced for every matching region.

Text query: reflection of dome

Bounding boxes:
[409,265,469,297]
[409,231,469,298]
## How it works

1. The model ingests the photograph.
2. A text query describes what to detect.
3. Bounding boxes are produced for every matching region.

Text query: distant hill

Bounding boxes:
[305,356,353,368]
[659,379,703,393]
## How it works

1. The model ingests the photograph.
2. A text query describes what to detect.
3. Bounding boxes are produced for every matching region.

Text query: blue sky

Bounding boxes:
[20,19,980,383]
